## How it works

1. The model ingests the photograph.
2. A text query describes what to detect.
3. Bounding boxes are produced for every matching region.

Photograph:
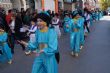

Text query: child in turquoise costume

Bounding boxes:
[70,11,81,57]
[90,14,93,25]
[96,11,100,21]
[92,10,96,21]
[99,11,103,19]
[101,11,103,17]
[20,13,58,73]
[0,25,12,64]
[63,13,72,33]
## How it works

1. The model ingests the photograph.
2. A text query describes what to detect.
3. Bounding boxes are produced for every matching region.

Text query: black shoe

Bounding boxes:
[11,50,14,54]
[0,50,3,55]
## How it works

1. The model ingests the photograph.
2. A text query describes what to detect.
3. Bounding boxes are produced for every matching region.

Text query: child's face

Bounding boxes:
[37,18,47,29]
[0,28,4,32]
[11,16,15,20]
[65,15,69,18]
[31,21,35,25]
[76,14,80,18]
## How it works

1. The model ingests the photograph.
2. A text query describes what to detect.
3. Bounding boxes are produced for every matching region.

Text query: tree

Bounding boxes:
[99,0,110,10]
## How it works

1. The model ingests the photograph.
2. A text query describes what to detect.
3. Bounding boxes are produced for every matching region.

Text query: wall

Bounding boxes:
[64,3,72,11]
[11,0,21,11]
[35,0,42,13]
[72,3,75,11]
[44,0,55,11]
[0,0,12,11]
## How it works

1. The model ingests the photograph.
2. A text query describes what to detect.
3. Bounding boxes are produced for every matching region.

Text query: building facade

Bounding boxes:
[95,0,100,8]
[1,0,91,12]
[83,0,99,10]
[0,0,57,12]
[75,0,83,10]
[10,0,26,11]
[0,0,12,11]
[63,0,76,11]
[58,0,64,10]
[11,0,59,13]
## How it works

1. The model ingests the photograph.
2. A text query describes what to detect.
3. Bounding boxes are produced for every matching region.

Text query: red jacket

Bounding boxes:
[6,13,12,25]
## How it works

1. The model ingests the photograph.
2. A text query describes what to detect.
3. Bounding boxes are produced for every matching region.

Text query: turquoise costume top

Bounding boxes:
[71,11,82,29]
[28,28,58,55]
[71,19,82,32]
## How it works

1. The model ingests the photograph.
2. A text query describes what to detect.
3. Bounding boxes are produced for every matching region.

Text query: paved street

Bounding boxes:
[1,16,110,73]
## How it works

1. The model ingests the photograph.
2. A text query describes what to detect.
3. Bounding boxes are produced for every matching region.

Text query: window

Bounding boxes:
[63,0,77,3]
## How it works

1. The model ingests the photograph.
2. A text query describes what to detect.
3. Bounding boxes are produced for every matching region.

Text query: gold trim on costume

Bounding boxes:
[40,27,48,32]
[73,28,79,32]
[38,43,48,50]
[0,32,4,35]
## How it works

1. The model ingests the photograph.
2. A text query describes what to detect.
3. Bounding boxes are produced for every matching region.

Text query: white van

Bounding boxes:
[107,7,110,15]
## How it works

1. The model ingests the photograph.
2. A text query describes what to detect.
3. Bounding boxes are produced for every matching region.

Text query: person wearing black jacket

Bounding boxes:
[9,14,25,54]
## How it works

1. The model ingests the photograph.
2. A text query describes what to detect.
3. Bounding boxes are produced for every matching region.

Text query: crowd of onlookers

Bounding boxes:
[0,5,103,63]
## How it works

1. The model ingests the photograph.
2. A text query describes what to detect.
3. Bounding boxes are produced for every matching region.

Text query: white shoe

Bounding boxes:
[25,51,31,55]
[71,51,74,56]
[85,32,88,36]
[8,60,12,64]
[75,53,79,57]
[80,46,83,50]
[32,51,36,53]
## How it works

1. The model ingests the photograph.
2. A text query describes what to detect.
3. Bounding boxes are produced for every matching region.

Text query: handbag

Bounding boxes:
[55,51,60,64]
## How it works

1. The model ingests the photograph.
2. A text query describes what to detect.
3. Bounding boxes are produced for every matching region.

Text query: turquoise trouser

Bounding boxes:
[0,43,12,62]
[32,53,58,73]
[80,28,84,46]
[70,31,80,53]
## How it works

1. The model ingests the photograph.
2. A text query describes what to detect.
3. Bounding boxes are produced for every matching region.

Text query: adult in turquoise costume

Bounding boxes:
[20,12,58,73]
[70,11,81,57]
[0,25,12,64]
[91,10,96,21]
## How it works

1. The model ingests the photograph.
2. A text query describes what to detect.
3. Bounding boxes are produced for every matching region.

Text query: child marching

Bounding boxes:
[0,24,12,64]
